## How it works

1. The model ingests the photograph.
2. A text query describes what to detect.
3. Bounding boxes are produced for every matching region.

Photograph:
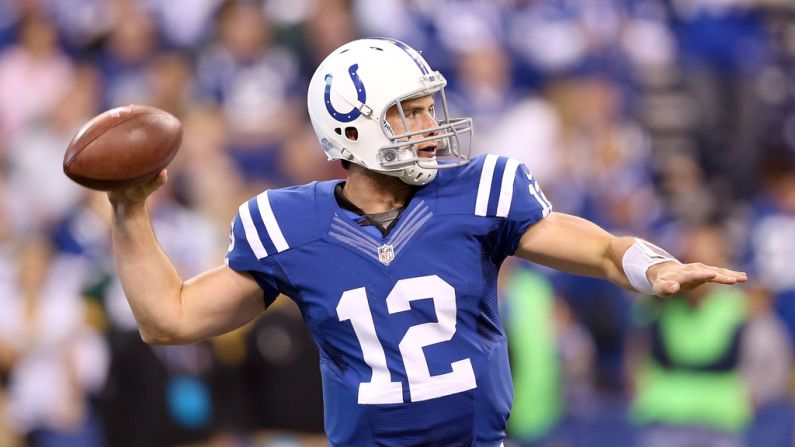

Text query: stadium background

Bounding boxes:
[1,0,795,446]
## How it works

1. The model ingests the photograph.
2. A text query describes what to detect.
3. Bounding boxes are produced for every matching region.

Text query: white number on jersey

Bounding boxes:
[336,275,477,404]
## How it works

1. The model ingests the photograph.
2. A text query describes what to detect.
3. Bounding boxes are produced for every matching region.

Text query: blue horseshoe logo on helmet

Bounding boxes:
[324,64,367,123]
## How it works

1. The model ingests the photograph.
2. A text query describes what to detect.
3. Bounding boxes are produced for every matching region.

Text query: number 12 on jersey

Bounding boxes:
[337,275,477,405]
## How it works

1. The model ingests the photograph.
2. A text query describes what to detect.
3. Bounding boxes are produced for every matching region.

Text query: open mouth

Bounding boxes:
[417,145,437,158]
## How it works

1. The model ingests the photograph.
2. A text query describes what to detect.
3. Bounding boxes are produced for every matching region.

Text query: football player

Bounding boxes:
[108,38,747,446]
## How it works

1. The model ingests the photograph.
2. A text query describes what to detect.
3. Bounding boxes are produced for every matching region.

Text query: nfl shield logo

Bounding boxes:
[377,244,395,266]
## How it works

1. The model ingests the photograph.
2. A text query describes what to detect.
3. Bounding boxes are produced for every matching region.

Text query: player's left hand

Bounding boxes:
[647,261,748,298]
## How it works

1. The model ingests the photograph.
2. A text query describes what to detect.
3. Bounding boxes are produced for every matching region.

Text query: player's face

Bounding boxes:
[385,95,438,159]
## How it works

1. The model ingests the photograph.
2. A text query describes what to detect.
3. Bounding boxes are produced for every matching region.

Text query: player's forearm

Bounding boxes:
[604,236,639,291]
[111,202,186,344]
[516,213,640,290]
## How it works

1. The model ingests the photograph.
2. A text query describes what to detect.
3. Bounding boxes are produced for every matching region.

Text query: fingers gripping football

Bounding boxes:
[649,262,748,298]
[107,169,168,206]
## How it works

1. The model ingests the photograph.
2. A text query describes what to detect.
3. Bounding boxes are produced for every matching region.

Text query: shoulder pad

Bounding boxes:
[234,182,322,258]
[436,154,525,217]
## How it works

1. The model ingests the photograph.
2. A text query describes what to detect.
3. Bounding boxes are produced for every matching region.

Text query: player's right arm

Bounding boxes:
[108,171,265,345]
[473,154,745,297]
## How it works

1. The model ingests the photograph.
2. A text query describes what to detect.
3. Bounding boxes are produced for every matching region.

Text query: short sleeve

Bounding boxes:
[224,208,281,308]
[495,160,552,257]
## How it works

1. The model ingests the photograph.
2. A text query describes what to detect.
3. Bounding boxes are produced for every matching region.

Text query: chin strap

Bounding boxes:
[330,84,375,120]
[397,165,437,186]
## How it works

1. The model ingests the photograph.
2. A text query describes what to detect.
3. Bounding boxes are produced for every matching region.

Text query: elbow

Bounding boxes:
[138,325,190,345]
[140,332,176,345]
[136,301,192,345]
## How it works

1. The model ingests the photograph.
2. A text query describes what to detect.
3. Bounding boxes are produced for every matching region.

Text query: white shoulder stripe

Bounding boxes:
[475,154,499,216]
[496,158,520,217]
[257,190,290,253]
[238,202,268,259]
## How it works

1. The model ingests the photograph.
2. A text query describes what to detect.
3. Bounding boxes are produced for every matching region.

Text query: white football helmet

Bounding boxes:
[307,38,473,185]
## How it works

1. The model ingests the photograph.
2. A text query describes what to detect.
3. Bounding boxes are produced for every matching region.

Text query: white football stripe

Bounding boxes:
[258,190,290,253]
[475,154,498,216]
[496,158,519,217]
[238,202,268,259]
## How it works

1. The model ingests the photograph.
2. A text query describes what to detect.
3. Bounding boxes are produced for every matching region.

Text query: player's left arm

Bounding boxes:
[514,212,748,297]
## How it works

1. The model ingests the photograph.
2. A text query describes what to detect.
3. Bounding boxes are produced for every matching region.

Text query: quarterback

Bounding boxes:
[108,39,747,446]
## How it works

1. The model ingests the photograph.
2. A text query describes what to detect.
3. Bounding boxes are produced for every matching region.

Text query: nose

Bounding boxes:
[420,112,438,136]
[415,112,440,158]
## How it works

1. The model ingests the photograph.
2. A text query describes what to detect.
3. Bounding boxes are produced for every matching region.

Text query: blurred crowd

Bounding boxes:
[1,0,795,446]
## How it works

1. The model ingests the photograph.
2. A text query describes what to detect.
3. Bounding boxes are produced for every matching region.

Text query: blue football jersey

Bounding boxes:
[225,154,551,446]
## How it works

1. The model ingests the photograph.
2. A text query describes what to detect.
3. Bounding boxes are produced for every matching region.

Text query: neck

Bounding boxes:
[342,165,415,214]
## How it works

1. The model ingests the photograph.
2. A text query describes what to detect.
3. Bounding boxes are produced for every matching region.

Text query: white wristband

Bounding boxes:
[622,238,679,295]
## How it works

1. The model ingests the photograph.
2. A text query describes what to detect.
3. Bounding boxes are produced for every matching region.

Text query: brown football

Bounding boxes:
[63,105,183,191]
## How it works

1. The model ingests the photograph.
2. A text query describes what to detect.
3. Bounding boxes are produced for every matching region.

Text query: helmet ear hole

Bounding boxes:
[344,127,359,141]
[334,127,342,135]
